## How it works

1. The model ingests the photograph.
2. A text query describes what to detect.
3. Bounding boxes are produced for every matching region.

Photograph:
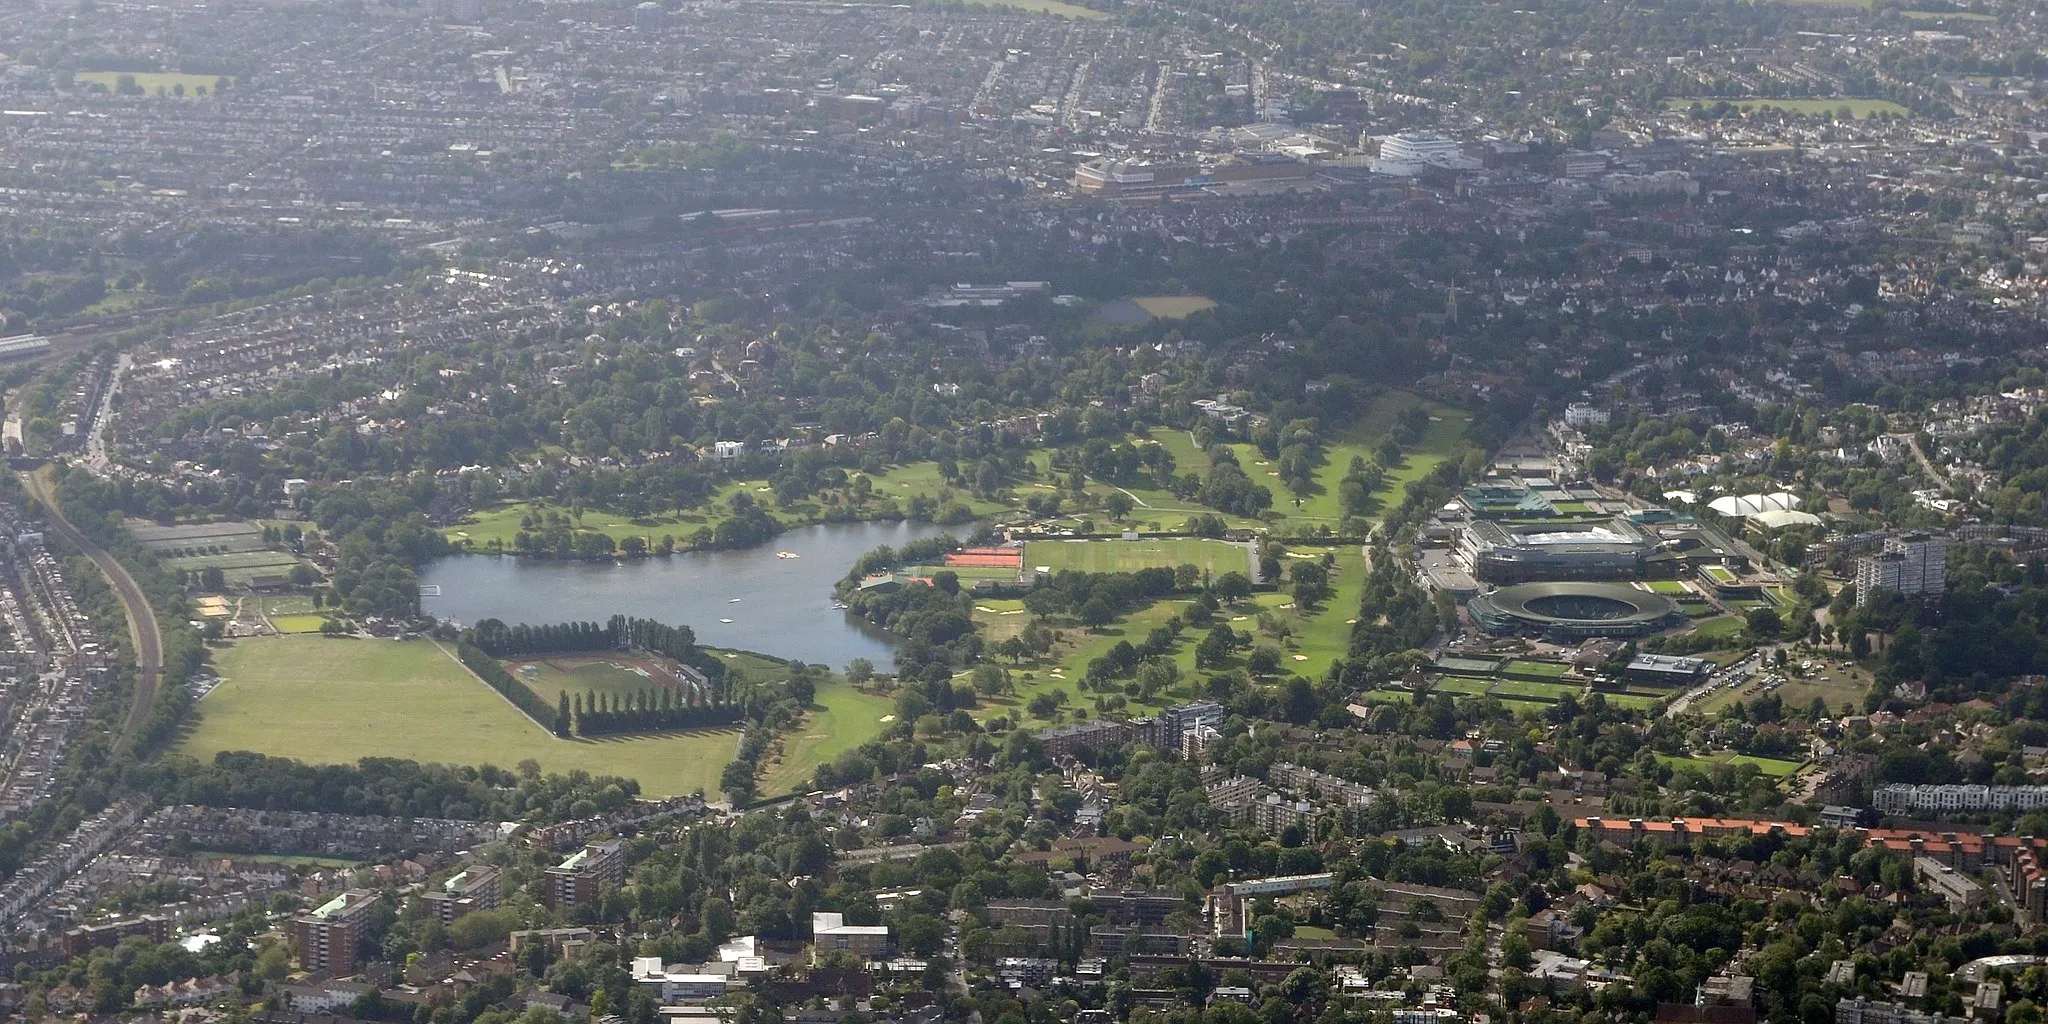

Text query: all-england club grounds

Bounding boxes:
[180,636,738,797]
[1022,537,1254,576]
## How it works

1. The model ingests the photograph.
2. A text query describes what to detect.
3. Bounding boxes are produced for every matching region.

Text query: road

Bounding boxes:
[1892,432,1947,489]
[20,469,161,753]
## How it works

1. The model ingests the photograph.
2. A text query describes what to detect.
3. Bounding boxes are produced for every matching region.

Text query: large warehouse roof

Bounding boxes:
[1707,492,1801,518]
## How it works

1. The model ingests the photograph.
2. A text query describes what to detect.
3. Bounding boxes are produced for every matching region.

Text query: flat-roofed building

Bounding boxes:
[812,912,889,962]
[1915,856,1984,911]
[546,841,623,908]
[424,866,502,924]
[291,890,378,974]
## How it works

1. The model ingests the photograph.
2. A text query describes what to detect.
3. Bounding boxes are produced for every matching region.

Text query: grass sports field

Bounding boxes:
[956,0,1108,17]
[756,681,898,796]
[1132,296,1217,319]
[1665,97,1908,118]
[182,637,736,797]
[504,652,698,705]
[77,71,231,97]
[1024,537,1250,576]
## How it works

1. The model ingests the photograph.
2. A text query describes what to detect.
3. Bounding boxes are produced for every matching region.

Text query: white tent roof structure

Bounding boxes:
[1707,492,1801,517]
[1749,509,1822,530]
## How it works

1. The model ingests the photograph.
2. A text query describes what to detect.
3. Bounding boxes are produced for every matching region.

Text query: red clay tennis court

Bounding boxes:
[943,548,1023,568]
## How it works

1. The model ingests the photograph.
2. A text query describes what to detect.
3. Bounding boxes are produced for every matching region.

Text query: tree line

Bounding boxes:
[457,642,575,735]
[567,687,742,737]
[136,751,641,821]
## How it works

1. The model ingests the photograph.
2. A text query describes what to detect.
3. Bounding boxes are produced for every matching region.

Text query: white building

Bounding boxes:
[1563,403,1610,428]
[630,958,735,1003]
[1873,783,2048,816]
[1855,532,1949,598]
[1369,134,1480,176]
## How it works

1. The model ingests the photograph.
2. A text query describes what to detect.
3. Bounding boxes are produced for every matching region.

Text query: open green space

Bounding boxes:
[757,681,899,796]
[259,595,319,617]
[181,637,735,797]
[1656,751,1803,777]
[1602,693,1665,711]
[1664,97,1909,118]
[1502,659,1570,679]
[1690,615,1746,638]
[77,71,233,97]
[189,850,365,869]
[509,656,663,703]
[1643,580,1694,595]
[1434,677,1494,696]
[270,614,329,634]
[954,0,1109,18]
[978,547,1365,726]
[1132,296,1217,319]
[1489,678,1581,701]
[1025,538,1250,576]
[1278,393,1471,525]
[1899,8,1994,18]
[160,549,306,586]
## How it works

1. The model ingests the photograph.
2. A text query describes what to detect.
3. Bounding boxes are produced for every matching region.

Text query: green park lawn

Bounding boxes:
[269,614,329,634]
[1104,393,1466,533]
[1656,751,1805,777]
[1690,615,1747,638]
[975,547,1365,726]
[1024,537,1251,576]
[756,681,899,796]
[1269,392,1471,525]
[1602,693,1665,711]
[1502,659,1570,679]
[1489,678,1580,701]
[182,636,736,797]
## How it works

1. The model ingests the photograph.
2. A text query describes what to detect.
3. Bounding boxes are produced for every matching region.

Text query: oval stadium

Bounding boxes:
[1470,581,1680,640]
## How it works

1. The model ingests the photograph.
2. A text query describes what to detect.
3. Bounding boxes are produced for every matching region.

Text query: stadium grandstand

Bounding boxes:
[1456,517,1657,583]
[1470,582,1680,640]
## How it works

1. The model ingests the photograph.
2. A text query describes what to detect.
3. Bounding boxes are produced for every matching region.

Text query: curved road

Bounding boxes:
[20,470,161,753]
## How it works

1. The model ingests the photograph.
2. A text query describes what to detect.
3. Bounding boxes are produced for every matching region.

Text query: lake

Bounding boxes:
[420,520,955,669]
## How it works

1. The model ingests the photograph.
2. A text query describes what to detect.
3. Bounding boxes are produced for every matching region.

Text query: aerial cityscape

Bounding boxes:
[2,0,2048,1021]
